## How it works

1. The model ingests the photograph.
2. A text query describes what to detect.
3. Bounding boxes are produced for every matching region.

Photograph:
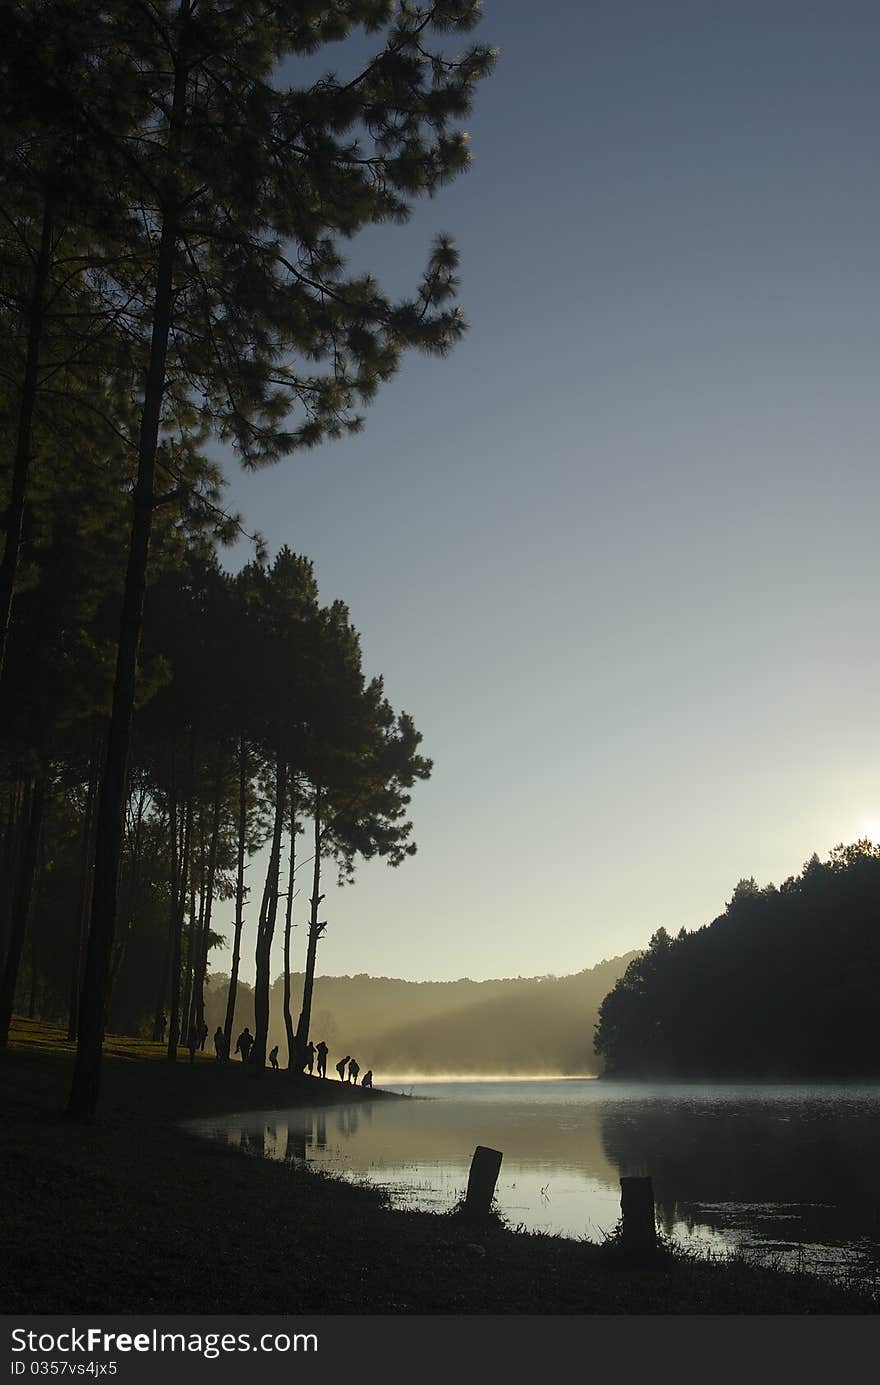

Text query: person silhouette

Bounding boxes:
[315,1041,328,1078]
[213,1026,225,1060]
[335,1054,350,1081]
[347,1057,360,1085]
[361,1069,373,1089]
[305,1041,316,1075]
[199,1020,209,1051]
[159,1013,167,1042]
[187,1023,199,1064]
[268,1045,279,1070]
[235,1027,253,1062]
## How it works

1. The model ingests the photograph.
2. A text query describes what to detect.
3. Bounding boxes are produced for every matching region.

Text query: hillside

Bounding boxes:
[204,953,637,1076]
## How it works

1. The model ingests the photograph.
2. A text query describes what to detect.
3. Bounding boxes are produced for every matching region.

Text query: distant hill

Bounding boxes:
[204,953,638,1076]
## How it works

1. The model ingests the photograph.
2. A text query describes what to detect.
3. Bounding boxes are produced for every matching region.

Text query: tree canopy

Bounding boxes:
[0,0,489,1114]
[594,841,880,1079]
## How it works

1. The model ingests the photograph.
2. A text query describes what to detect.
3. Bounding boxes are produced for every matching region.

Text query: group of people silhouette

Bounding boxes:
[224,1026,373,1087]
[333,1053,372,1087]
[157,1014,213,1063]
[157,1013,374,1086]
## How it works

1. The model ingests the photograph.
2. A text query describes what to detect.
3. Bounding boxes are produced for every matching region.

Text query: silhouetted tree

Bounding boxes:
[293,645,432,1067]
[68,0,494,1119]
[594,842,880,1079]
[0,0,143,675]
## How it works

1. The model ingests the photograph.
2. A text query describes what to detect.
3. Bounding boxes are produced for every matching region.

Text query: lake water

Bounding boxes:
[184,1078,880,1283]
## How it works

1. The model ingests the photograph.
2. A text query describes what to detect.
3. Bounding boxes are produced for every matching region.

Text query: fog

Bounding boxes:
[203,953,636,1076]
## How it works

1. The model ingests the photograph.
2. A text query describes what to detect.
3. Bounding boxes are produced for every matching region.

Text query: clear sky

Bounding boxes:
[215,1,880,986]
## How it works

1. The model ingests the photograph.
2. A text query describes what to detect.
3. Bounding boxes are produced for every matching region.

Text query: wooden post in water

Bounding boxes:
[463,1145,503,1217]
[620,1176,657,1254]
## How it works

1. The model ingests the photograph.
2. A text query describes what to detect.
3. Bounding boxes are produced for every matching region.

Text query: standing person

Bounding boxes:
[304,1041,316,1075]
[347,1057,360,1085]
[213,1026,225,1060]
[234,1027,253,1062]
[199,1020,209,1051]
[315,1041,328,1079]
[159,1013,167,1042]
[361,1070,373,1089]
[268,1045,279,1070]
[335,1054,350,1082]
[187,1023,199,1065]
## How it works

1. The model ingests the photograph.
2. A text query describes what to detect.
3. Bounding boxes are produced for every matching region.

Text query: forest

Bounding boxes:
[594,840,880,1079]
[0,1,494,1117]
[0,544,433,1056]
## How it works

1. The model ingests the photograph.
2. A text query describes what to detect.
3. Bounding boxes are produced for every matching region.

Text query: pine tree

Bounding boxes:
[0,0,149,675]
[293,630,432,1067]
[68,1,494,1117]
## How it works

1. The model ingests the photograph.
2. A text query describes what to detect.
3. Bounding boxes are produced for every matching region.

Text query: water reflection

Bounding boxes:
[598,1087,880,1272]
[184,1081,880,1280]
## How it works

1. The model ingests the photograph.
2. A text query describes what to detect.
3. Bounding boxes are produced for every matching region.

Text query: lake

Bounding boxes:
[184,1078,880,1282]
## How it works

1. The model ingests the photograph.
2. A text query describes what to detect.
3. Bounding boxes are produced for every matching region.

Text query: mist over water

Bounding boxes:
[368,1072,595,1084]
[186,1079,880,1282]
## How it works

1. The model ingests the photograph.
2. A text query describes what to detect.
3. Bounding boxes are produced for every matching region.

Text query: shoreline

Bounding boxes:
[2,1019,877,1315]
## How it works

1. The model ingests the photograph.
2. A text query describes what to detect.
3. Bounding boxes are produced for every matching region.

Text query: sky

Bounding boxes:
[213,1,880,986]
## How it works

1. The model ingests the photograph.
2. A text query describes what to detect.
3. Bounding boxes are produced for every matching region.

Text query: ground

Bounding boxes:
[1,1018,876,1315]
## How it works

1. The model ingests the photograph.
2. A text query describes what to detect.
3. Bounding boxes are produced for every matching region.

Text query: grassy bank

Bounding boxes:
[1,1019,876,1314]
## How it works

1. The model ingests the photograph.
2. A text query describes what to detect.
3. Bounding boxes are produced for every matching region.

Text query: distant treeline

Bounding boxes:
[206,954,637,1077]
[594,841,880,1079]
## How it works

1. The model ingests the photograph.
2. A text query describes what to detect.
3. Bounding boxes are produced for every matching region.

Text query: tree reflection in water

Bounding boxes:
[189,1082,880,1276]
[598,1086,880,1269]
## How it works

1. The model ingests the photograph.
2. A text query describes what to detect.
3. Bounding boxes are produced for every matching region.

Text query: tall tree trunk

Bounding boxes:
[0,780,24,972]
[68,728,100,1040]
[27,931,38,1019]
[252,754,287,1069]
[294,785,324,1068]
[167,773,193,1061]
[28,830,49,1019]
[0,193,53,679]
[223,735,248,1059]
[152,775,176,1043]
[152,905,174,1043]
[0,777,48,1045]
[193,784,222,1045]
[156,768,179,1049]
[180,885,197,1046]
[67,1,191,1119]
[282,803,297,1069]
[107,784,147,1024]
[187,813,207,1037]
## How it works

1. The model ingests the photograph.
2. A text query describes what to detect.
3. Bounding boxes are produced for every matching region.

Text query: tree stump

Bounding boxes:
[462,1145,503,1217]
